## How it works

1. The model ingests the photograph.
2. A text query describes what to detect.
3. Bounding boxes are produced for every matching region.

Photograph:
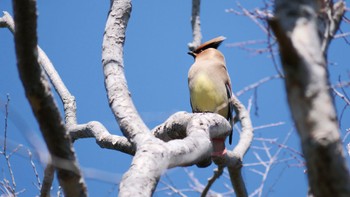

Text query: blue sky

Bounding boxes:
[0,1,349,196]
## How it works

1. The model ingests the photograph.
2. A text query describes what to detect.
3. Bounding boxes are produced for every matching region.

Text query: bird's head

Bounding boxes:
[187,36,226,59]
[187,51,197,58]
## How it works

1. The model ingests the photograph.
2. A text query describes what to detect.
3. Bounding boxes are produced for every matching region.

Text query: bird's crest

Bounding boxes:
[188,36,226,57]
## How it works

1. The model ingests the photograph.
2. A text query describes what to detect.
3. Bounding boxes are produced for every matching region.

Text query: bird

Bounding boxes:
[188,36,234,149]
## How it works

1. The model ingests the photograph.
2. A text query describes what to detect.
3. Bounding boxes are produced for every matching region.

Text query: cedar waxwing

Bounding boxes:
[188,36,234,147]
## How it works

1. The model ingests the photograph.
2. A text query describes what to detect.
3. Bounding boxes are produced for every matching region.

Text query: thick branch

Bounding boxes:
[40,164,54,197]
[101,1,229,195]
[152,111,191,141]
[120,113,231,196]
[167,113,231,168]
[102,0,151,145]
[101,0,247,196]
[12,0,87,196]
[269,0,350,196]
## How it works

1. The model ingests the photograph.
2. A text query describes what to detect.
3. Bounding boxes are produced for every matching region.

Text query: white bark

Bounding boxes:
[3,0,256,196]
[188,0,202,51]
[269,0,350,196]
[102,1,232,196]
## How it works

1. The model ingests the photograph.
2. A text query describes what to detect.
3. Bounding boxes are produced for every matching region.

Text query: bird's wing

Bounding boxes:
[226,82,234,145]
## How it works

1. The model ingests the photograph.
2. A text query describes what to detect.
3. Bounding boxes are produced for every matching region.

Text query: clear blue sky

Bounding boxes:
[1,1,349,196]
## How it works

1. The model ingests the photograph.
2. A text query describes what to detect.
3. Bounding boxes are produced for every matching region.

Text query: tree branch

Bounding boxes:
[119,112,231,196]
[167,113,231,168]
[69,121,135,155]
[101,0,249,196]
[101,1,232,195]
[152,111,190,141]
[226,93,253,197]
[12,0,87,196]
[188,0,202,51]
[200,166,224,197]
[37,46,78,126]
[269,0,350,196]
[1,9,136,175]
[319,0,346,54]
[0,11,15,33]
[102,0,151,145]
[207,93,253,197]
[40,164,54,197]
[0,11,77,126]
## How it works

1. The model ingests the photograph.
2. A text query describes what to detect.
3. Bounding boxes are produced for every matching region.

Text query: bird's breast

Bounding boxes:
[189,72,227,114]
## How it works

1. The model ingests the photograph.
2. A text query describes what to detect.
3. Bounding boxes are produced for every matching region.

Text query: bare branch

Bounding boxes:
[188,0,202,51]
[236,74,282,97]
[0,12,14,33]
[167,113,231,168]
[40,164,54,197]
[102,0,150,144]
[11,0,87,196]
[1,95,18,195]
[269,0,350,196]
[343,128,350,144]
[319,0,346,53]
[201,166,224,197]
[333,88,350,106]
[27,149,41,190]
[229,94,254,161]
[184,168,223,196]
[0,11,77,127]
[236,2,269,35]
[158,179,187,197]
[119,112,231,196]
[248,129,296,196]
[253,121,285,130]
[152,111,190,141]
[211,93,253,197]
[37,47,78,126]
[101,1,235,195]
[69,121,135,155]
[3,95,10,155]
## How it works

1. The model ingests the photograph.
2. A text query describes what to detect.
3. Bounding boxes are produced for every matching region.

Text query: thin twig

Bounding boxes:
[236,2,269,35]
[3,94,10,154]
[201,166,224,197]
[253,122,285,130]
[249,129,294,197]
[1,94,18,194]
[333,88,350,107]
[158,180,187,197]
[236,74,282,97]
[28,149,41,190]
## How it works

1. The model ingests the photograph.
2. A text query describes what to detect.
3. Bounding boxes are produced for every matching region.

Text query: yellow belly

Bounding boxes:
[190,73,228,117]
